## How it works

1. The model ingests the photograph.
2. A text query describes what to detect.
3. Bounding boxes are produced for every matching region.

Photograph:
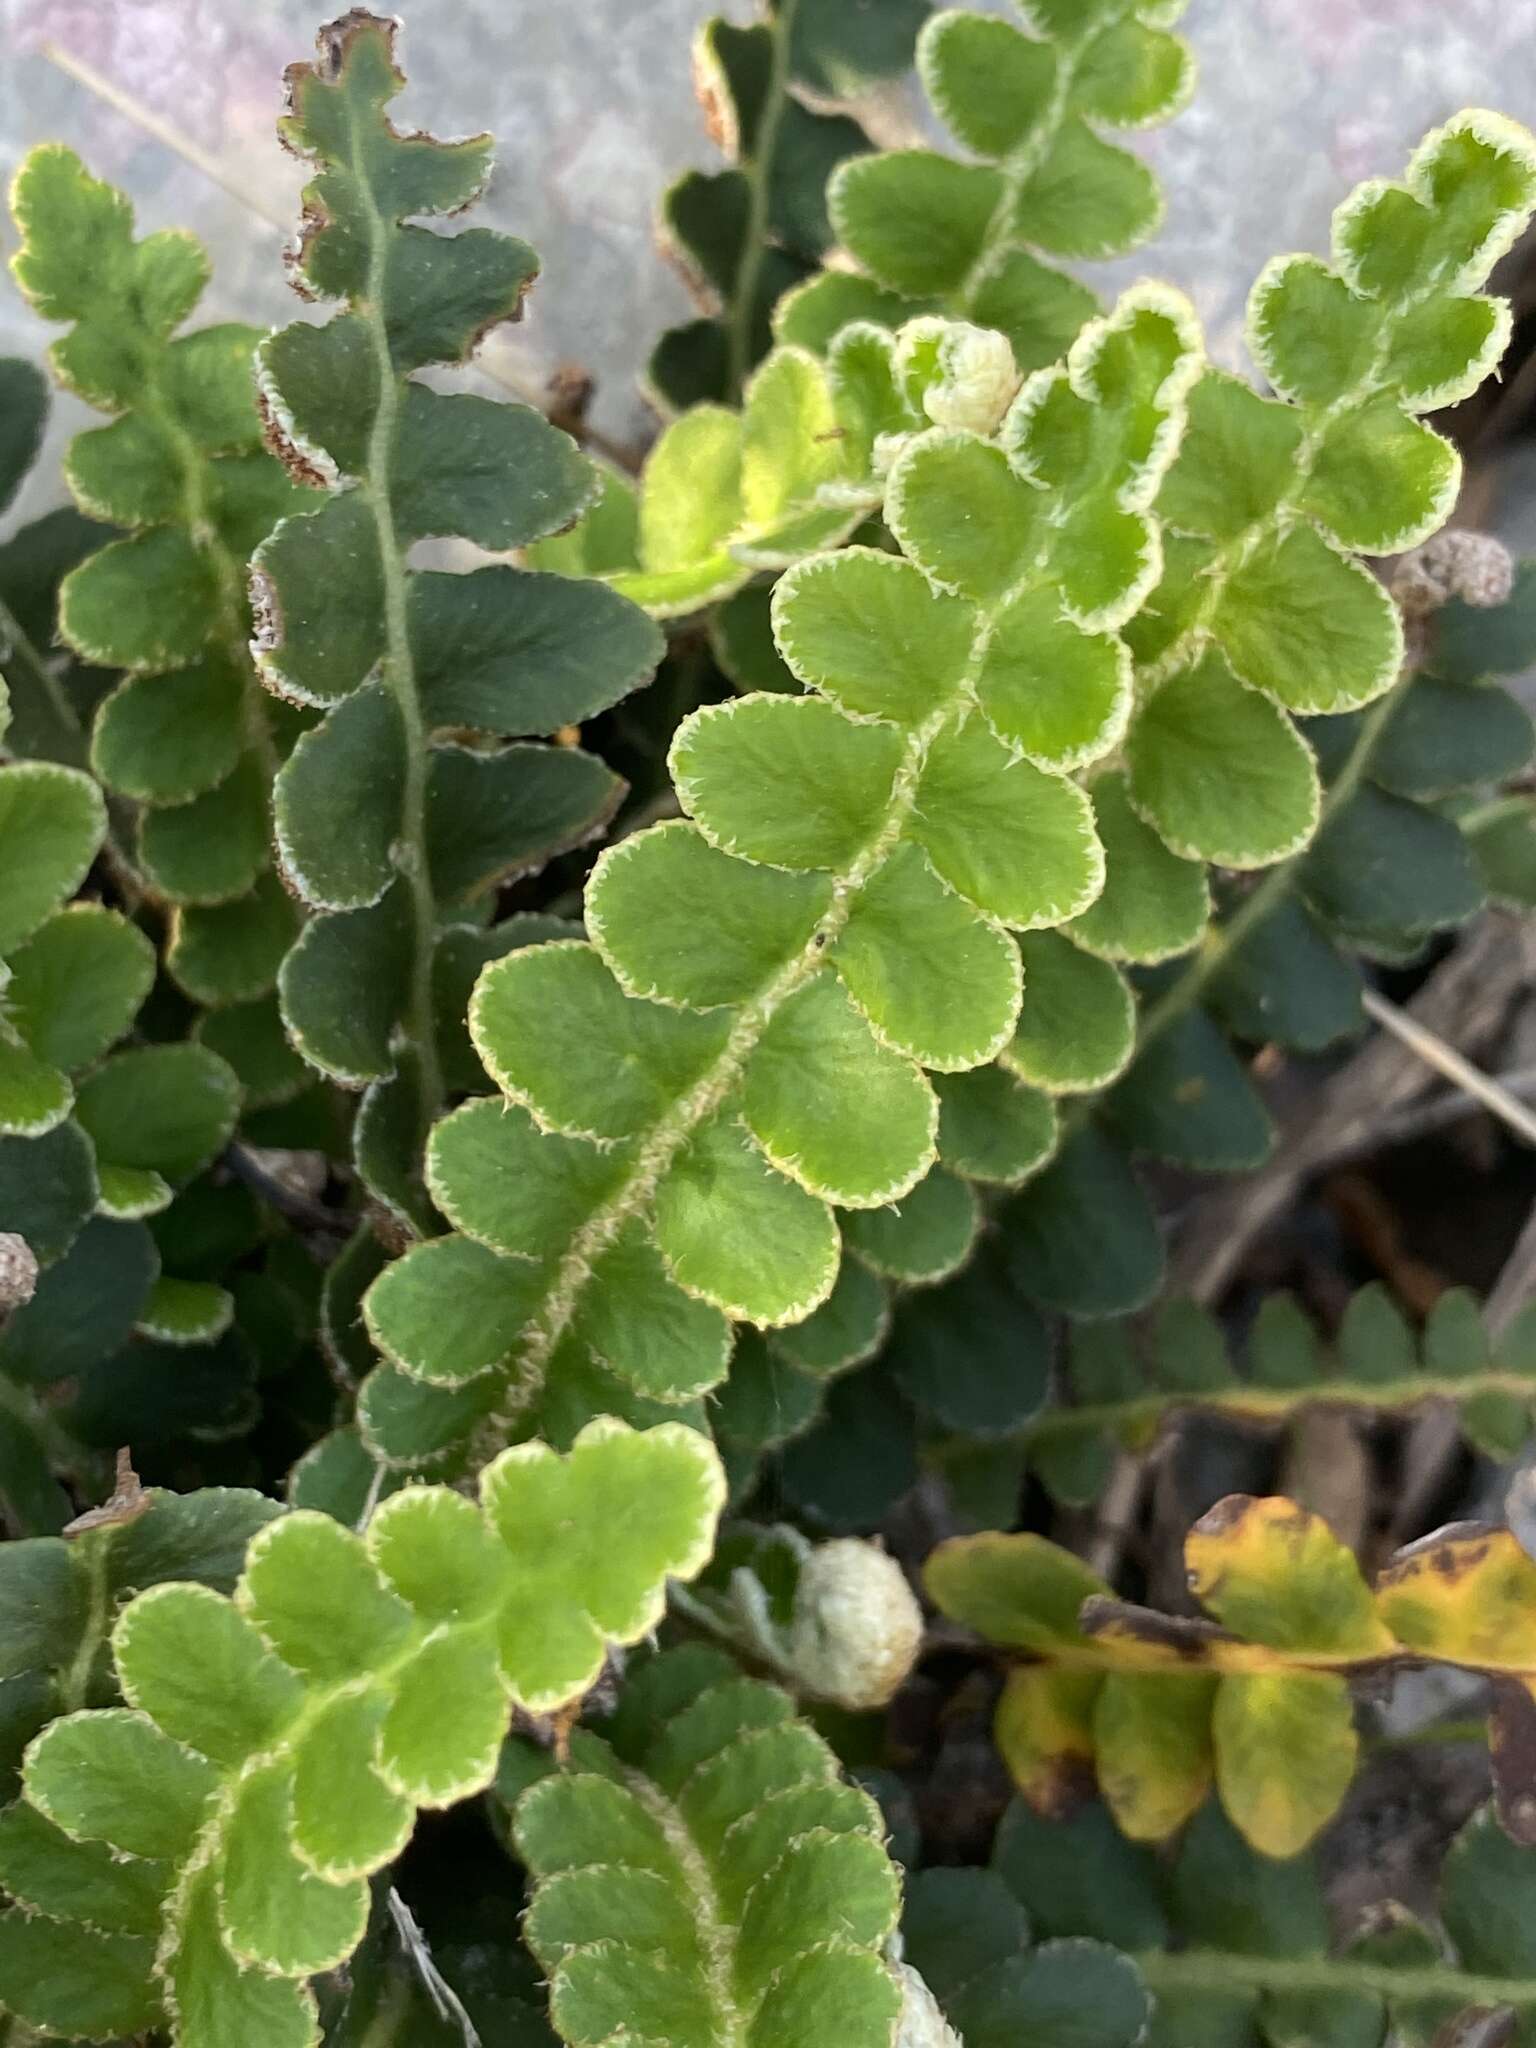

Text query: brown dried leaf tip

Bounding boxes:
[63,1446,150,1538]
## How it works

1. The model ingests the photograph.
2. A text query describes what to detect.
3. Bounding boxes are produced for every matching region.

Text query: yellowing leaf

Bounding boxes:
[1092,1671,1216,1842]
[925,1531,1108,1651]
[1211,1671,1358,1859]
[1376,1525,1536,1670]
[996,1666,1102,1817]
[1184,1496,1395,1659]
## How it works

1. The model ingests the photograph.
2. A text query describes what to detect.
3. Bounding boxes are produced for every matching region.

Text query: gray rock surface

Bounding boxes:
[2,0,1535,521]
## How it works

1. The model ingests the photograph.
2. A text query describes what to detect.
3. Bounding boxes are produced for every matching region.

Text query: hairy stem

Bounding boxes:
[1019,1363,1536,1452]
[345,99,444,1118]
[623,1762,748,2043]
[726,0,800,402]
[1138,1948,1536,2011]
[667,1580,798,1685]
[481,696,955,1450]
[952,22,1097,318]
[475,563,1050,1456]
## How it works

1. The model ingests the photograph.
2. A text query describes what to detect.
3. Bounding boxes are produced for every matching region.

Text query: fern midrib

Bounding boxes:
[154,1605,491,1985]
[951,15,1098,320]
[1019,1360,1536,1451]
[56,1528,112,1713]
[726,0,800,403]
[347,105,444,1116]
[1137,1946,1536,2010]
[478,694,956,1448]
[477,575,1044,1454]
[998,1638,1378,1679]
[621,1759,748,2043]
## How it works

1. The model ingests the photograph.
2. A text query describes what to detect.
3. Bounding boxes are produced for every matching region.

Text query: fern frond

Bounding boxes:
[8,146,305,999]
[810,0,1192,371]
[996,1796,1536,2040]
[651,0,931,409]
[253,11,662,1235]
[359,285,1202,1474]
[510,1646,907,2047]
[0,1423,722,2046]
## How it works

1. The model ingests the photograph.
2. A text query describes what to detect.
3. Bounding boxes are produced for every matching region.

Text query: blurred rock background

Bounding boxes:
[3,0,1536,527]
